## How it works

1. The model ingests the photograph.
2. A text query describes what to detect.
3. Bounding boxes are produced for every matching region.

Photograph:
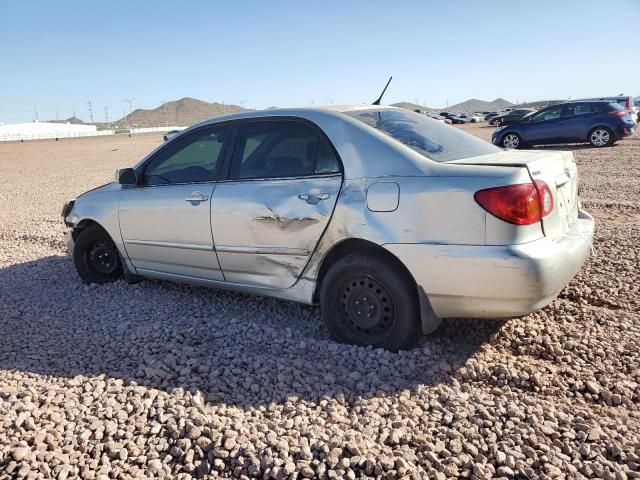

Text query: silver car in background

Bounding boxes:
[62,106,594,350]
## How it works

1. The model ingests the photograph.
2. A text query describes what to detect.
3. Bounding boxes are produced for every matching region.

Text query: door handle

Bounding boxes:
[185,191,209,204]
[298,192,329,204]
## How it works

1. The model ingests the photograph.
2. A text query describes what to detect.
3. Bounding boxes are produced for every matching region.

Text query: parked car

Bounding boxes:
[163,129,181,141]
[458,113,483,123]
[492,101,635,148]
[489,109,536,126]
[579,95,638,123]
[62,106,594,350]
[484,111,500,121]
[448,115,469,124]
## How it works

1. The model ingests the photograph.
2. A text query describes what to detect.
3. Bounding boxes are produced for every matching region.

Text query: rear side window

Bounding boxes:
[346,109,499,162]
[230,120,340,179]
[562,104,593,116]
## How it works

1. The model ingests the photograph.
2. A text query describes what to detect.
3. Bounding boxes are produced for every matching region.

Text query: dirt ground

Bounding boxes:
[0,127,638,479]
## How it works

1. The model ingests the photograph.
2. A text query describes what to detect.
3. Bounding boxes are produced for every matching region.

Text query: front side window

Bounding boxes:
[346,109,499,162]
[143,126,229,185]
[230,120,340,179]
[531,106,563,122]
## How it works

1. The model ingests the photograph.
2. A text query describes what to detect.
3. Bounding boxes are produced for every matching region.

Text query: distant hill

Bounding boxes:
[391,102,436,112]
[445,98,513,112]
[114,97,249,127]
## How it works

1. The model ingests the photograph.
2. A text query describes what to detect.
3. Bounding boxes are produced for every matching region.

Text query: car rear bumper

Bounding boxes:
[383,209,595,319]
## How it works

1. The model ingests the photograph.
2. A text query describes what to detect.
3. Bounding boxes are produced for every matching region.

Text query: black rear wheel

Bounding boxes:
[73,225,123,283]
[320,252,420,351]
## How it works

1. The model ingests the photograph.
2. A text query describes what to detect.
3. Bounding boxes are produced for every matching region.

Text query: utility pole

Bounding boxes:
[33,105,39,121]
[222,101,225,114]
[104,107,109,128]
[87,101,94,124]
[124,98,134,134]
[123,107,127,129]
[239,99,246,109]
[56,109,59,122]
[73,110,76,124]
[163,99,168,128]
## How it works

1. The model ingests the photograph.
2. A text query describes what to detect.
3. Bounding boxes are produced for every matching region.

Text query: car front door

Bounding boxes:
[211,119,342,288]
[119,125,230,280]
[524,106,565,143]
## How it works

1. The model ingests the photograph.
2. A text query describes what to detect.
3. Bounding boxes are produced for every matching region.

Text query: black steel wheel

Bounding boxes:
[320,252,420,351]
[337,274,397,342]
[74,225,123,283]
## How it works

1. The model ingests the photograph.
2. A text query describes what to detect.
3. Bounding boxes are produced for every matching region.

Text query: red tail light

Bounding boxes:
[609,110,626,118]
[626,97,631,110]
[474,181,553,225]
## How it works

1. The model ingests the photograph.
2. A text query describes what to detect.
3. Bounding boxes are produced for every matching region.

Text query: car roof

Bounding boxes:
[576,96,630,101]
[145,105,445,180]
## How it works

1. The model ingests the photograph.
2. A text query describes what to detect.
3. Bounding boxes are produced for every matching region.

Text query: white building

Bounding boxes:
[0,121,98,141]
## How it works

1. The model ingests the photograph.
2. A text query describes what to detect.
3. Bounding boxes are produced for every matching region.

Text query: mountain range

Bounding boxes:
[116,98,248,127]
[46,96,573,127]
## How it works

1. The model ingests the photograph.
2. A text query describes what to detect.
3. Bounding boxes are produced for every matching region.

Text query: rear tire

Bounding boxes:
[319,252,420,351]
[73,225,123,284]
[588,127,613,147]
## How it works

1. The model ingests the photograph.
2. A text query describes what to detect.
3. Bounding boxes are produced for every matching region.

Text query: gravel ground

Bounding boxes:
[0,128,638,479]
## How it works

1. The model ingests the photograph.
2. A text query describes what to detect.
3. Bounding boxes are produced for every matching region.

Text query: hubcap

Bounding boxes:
[88,241,119,274]
[591,129,609,146]
[503,134,519,149]
[337,274,396,340]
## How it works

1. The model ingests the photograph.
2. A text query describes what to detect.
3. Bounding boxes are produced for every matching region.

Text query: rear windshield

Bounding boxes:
[345,109,500,162]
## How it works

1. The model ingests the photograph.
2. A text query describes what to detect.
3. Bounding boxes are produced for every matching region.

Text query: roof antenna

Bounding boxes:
[372,76,393,105]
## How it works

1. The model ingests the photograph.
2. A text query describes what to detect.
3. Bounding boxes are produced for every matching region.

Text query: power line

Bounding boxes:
[124,98,134,134]
[87,101,94,124]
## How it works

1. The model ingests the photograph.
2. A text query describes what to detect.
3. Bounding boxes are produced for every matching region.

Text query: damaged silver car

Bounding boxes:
[62,106,595,350]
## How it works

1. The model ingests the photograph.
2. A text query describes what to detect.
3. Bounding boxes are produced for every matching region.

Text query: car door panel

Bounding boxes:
[119,183,223,279]
[118,125,230,280]
[211,175,341,288]
[524,106,565,144]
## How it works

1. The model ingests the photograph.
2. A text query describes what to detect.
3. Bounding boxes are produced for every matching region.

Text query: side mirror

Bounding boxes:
[117,168,137,185]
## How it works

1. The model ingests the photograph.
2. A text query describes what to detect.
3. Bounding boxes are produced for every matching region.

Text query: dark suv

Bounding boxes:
[492,101,635,149]
[488,108,536,126]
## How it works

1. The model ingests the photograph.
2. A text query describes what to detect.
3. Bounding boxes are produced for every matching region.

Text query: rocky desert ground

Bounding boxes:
[0,126,638,479]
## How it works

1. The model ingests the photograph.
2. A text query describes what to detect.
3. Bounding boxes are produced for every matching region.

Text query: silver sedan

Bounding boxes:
[62,106,594,350]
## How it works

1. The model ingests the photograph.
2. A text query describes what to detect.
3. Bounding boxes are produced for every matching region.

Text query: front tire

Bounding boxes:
[73,225,123,283]
[589,127,613,147]
[501,132,522,149]
[319,253,420,351]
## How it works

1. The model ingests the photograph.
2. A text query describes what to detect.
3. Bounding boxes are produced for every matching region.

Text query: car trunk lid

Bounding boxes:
[451,150,579,239]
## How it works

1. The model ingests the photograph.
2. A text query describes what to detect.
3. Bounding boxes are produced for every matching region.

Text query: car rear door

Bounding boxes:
[559,103,595,140]
[210,118,342,289]
[119,125,230,280]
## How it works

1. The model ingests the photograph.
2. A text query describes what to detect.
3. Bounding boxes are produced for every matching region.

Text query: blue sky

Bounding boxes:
[1,0,639,123]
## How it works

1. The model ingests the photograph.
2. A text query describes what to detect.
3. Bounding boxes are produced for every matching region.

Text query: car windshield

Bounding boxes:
[346,109,499,162]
